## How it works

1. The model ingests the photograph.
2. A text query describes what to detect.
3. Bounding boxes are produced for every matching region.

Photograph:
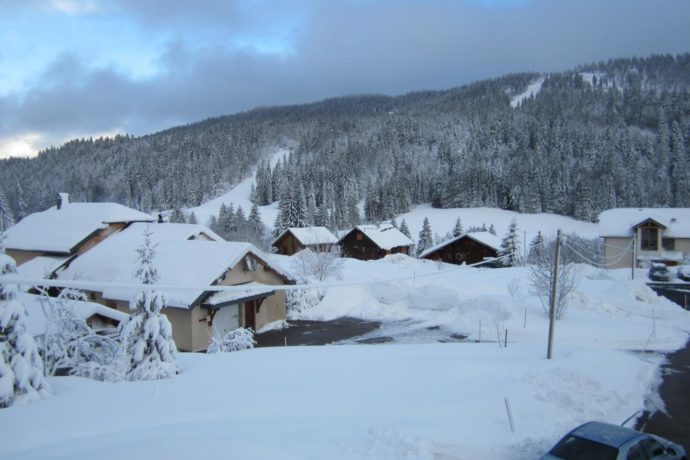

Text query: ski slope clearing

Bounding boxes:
[186,148,287,227]
[510,77,545,108]
[5,257,688,459]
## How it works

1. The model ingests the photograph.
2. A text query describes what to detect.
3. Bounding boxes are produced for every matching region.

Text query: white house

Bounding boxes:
[598,208,690,268]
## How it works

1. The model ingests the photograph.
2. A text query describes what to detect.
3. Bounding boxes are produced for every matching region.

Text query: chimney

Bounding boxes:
[56,193,69,210]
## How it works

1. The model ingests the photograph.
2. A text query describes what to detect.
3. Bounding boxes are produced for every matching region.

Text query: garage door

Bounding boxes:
[212,304,240,339]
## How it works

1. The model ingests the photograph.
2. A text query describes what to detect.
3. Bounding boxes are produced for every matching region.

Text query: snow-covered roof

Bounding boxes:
[419,231,501,259]
[204,282,276,308]
[16,255,72,279]
[4,202,153,254]
[598,208,690,238]
[57,227,294,309]
[124,222,224,243]
[20,293,129,337]
[342,224,414,250]
[272,227,338,246]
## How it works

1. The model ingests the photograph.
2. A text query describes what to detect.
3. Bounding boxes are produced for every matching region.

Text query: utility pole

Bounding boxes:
[547,229,561,360]
[631,231,637,280]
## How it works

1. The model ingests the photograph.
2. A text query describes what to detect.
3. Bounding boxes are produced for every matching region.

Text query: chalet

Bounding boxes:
[419,231,501,266]
[339,224,414,261]
[598,208,690,269]
[272,226,338,255]
[4,193,153,268]
[57,224,295,352]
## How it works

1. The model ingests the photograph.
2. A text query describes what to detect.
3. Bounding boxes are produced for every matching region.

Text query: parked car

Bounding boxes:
[540,421,686,460]
[678,265,690,282]
[649,263,673,282]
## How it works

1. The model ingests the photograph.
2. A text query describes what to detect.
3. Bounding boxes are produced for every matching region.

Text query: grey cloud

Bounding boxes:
[2,0,690,153]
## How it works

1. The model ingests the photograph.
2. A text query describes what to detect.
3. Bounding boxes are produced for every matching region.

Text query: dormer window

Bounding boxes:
[640,224,658,251]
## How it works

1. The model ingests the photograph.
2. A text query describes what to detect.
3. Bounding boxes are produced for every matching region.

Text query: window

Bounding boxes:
[662,238,675,251]
[356,233,363,241]
[640,225,658,251]
[550,435,618,460]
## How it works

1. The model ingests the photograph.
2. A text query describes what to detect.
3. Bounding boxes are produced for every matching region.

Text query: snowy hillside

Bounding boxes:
[393,204,599,246]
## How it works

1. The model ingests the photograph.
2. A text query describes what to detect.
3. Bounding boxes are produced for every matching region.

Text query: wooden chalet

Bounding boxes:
[419,231,501,266]
[339,224,414,261]
[272,227,338,256]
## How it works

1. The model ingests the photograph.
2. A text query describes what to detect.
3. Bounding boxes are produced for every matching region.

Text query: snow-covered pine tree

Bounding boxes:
[499,219,522,267]
[249,202,264,237]
[118,227,178,381]
[399,219,411,239]
[168,208,185,223]
[187,211,198,224]
[416,217,434,257]
[0,190,14,233]
[528,231,545,264]
[0,235,49,407]
[452,217,464,238]
[488,224,496,236]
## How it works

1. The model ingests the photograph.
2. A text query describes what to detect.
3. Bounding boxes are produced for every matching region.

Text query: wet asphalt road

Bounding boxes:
[636,339,690,455]
[255,317,381,347]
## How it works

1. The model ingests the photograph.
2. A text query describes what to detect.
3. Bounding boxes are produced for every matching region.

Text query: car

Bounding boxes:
[678,266,690,282]
[540,421,686,460]
[649,263,673,282]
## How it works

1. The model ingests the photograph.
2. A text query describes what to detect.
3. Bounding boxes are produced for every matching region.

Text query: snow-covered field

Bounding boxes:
[3,253,689,460]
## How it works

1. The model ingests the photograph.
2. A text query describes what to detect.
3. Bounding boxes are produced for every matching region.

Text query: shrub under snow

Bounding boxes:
[37,290,120,382]
[207,327,256,354]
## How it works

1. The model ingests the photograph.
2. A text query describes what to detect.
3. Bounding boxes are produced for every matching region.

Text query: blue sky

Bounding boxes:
[1,0,689,158]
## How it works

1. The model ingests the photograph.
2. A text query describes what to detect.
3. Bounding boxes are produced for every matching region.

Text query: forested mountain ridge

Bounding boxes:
[1,53,689,232]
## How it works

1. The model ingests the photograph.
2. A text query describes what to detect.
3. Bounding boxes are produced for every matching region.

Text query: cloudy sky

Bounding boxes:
[1,0,689,159]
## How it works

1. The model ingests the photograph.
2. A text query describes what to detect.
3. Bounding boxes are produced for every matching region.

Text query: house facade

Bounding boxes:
[598,208,690,269]
[272,227,338,256]
[339,224,414,261]
[419,231,501,266]
[57,225,294,352]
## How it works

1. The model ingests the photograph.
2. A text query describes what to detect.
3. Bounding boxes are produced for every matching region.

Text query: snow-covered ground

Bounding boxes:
[4,253,689,460]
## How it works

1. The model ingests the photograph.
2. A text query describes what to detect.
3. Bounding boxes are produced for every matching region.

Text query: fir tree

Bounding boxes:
[528,231,545,263]
[0,234,49,407]
[118,227,178,381]
[499,219,522,267]
[452,217,464,238]
[168,208,185,223]
[187,212,198,225]
[0,190,14,233]
[416,217,434,257]
[249,202,264,237]
[399,218,411,239]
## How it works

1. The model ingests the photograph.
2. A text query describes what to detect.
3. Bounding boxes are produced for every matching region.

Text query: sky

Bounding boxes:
[1,0,689,159]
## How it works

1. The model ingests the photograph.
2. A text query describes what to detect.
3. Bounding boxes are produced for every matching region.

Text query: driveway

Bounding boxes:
[636,338,690,454]
[255,317,381,347]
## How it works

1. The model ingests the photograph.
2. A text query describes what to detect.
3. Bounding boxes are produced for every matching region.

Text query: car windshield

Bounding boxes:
[550,435,619,460]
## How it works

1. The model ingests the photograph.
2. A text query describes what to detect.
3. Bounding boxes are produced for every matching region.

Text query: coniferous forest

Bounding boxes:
[1,54,689,230]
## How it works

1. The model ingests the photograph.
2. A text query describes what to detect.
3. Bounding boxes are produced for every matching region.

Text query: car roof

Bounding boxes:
[570,422,645,448]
